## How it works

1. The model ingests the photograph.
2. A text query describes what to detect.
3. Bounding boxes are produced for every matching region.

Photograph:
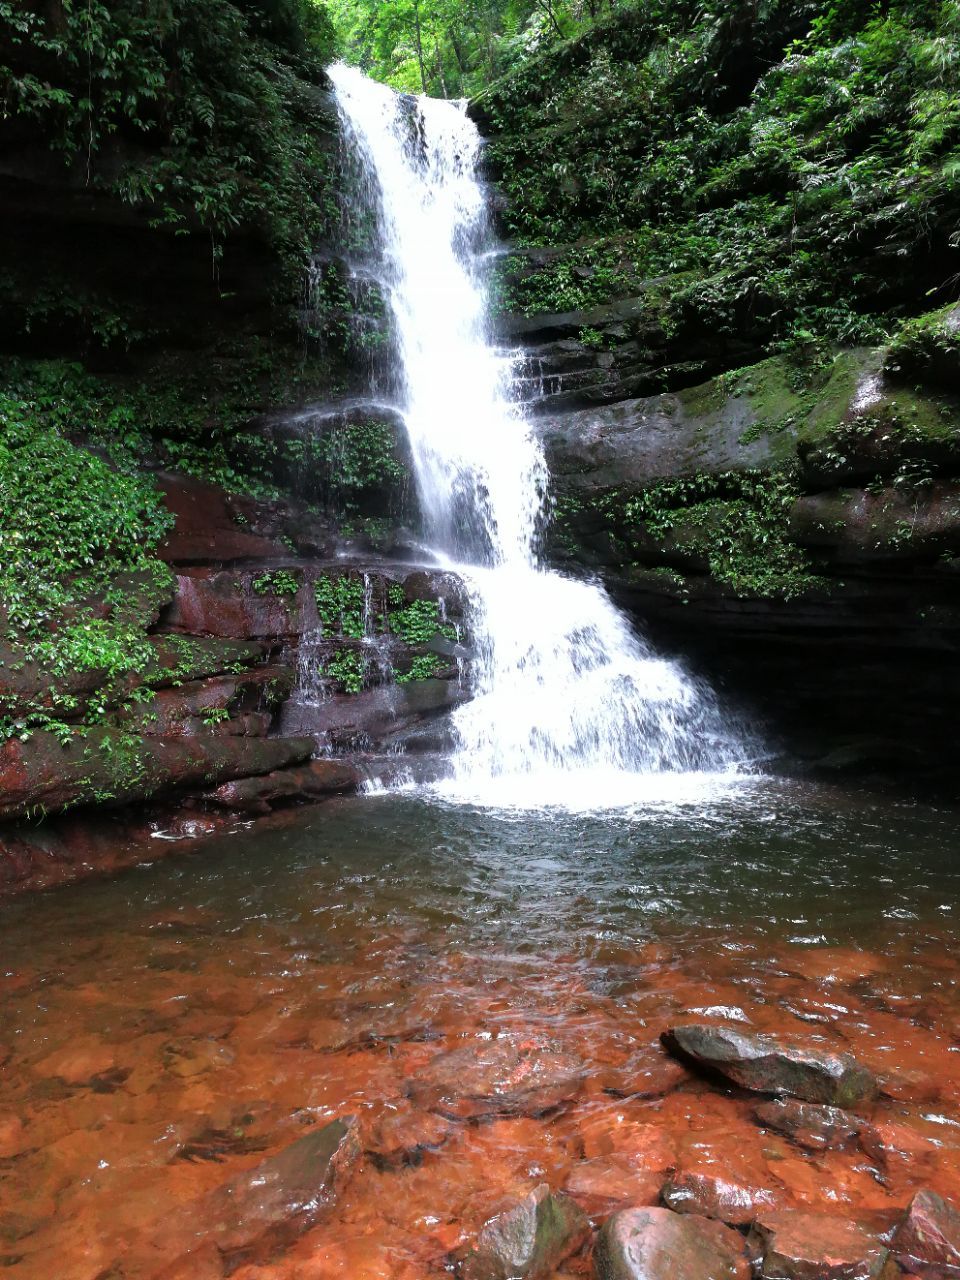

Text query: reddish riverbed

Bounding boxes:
[2,782,960,1277]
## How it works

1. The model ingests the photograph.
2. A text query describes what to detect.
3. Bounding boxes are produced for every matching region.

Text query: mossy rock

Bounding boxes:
[884,304,960,391]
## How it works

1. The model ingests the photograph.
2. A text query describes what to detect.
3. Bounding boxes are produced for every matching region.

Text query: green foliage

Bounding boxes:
[1,0,339,282]
[394,654,446,682]
[314,574,367,637]
[386,598,456,644]
[483,0,960,346]
[252,569,301,596]
[323,647,365,692]
[327,0,612,98]
[615,469,824,599]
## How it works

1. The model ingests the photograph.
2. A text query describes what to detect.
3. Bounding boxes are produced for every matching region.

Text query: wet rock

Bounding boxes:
[599,1047,688,1098]
[453,1184,589,1280]
[661,1171,776,1225]
[33,1039,118,1085]
[594,1206,749,1280]
[133,1115,359,1276]
[162,569,306,640]
[127,667,292,738]
[565,1160,661,1220]
[858,1119,936,1180]
[0,1114,27,1159]
[662,1025,878,1106]
[365,1105,454,1167]
[749,1210,891,1280]
[409,1037,585,1119]
[202,759,361,814]
[0,728,314,820]
[157,474,291,565]
[753,1098,861,1151]
[891,1188,960,1275]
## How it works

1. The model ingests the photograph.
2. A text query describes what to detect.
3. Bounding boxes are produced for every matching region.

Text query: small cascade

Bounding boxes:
[328,64,757,807]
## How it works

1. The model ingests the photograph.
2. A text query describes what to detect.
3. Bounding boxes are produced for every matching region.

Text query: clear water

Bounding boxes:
[3,783,960,1278]
[327,65,754,806]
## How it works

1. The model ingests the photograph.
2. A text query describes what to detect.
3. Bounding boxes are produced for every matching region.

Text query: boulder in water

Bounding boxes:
[594,1206,749,1280]
[453,1184,589,1279]
[131,1115,359,1275]
[891,1188,960,1274]
[408,1037,585,1119]
[662,1024,878,1106]
[661,1171,776,1225]
[753,1098,861,1151]
[748,1210,891,1280]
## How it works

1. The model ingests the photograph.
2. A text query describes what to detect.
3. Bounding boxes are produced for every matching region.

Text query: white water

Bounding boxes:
[328,65,755,807]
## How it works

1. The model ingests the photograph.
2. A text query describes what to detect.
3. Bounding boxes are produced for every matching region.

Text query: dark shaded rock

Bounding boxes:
[749,1210,891,1280]
[594,1206,749,1280]
[662,1025,878,1107]
[131,1115,360,1276]
[0,728,313,820]
[453,1184,589,1280]
[408,1037,585,1119]
[891,1188,960,1275]
[661,1171,776,1225]
[127,667,292,738]
[753,1098,861,1151]
[202,759,360,813]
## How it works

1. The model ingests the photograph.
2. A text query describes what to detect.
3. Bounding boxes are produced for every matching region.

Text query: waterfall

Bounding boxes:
[328,65,755,807]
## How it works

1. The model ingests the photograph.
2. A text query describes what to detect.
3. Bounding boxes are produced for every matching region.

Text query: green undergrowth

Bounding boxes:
[484,0,960,348]
[0,386,174,742]
[2,0,339,285]
[613,470,825,599]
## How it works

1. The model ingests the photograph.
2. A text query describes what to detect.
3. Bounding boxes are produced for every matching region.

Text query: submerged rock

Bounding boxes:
[753,1098,861,1151]
[661,1171,776,1225]
[202,759,361,814]
[662,1024,878,1106]
[132,1115,359,1275]
[891,1188,960,1275]
[594,1206,749,1280]
[365,1105,454,1167]
[453,1184,589,1280]
[748,1210,890,1280]
[409,1038,585,1119]
[565,1160,661,1220]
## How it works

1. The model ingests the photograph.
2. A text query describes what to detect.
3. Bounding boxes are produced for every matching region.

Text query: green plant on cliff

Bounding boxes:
[387,598,457,644]
[323,647,365,692]
[252,569,301,597]
[618,470,824,599]
[483,0,960,344]
[1,0,339,281]
[314,574,367,637]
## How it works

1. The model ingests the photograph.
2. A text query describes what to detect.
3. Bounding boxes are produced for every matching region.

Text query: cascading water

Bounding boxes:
[328,64,756,806]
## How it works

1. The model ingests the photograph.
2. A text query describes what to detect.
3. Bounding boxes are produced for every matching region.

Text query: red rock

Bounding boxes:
[203,759,361,814]
[749,1210,890,1280]
[453,1184,589,1279]
[409,1038,585,1119]
[157,474,290,565]
[163,570,304,640]
[753,1098,861,1151]
[859,1119,935,1178]
[0,1114,27,1158]
[599,1047,688,1098]
[0,728,313,820]
[595,1206,749,1279]
[565,1160,660,1219]
[33,1039,118,1085]
[365,1105,454,1167]
[128,1116,360,1276]
[662,1024,878,1106]
[662,1171,776,1225]
[892,1188,960,1274]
